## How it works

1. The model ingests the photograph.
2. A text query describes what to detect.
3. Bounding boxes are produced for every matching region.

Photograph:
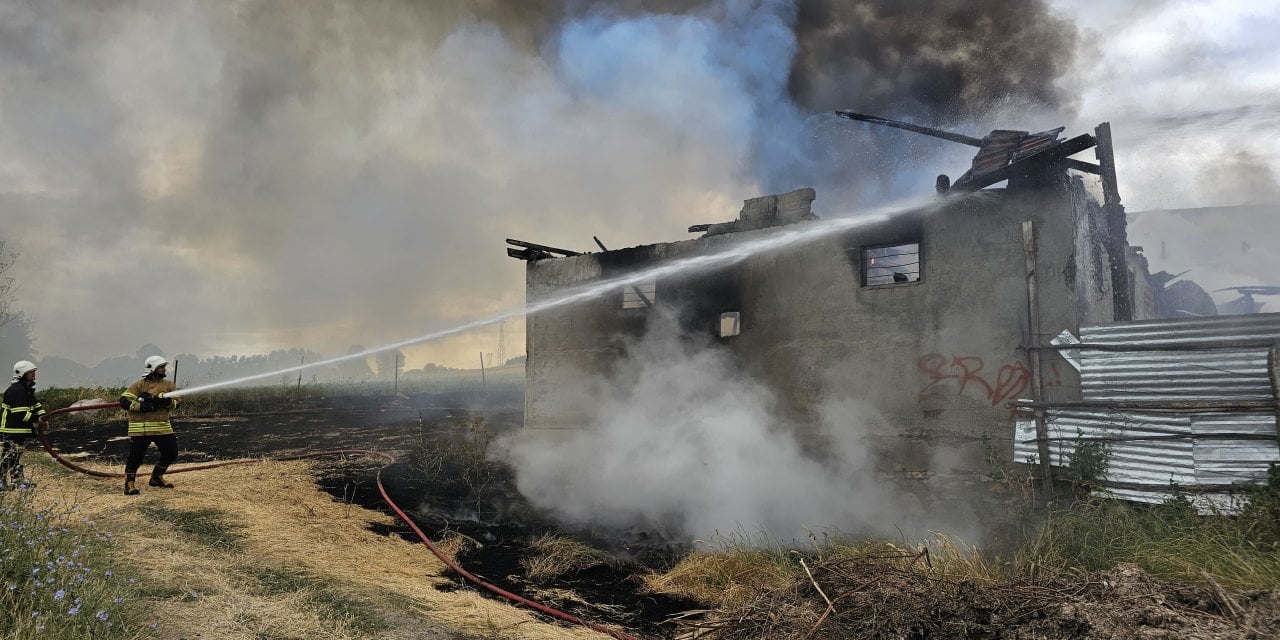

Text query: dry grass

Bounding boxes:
[24,456,604,640]
[521,533,615,582]
[641,530,1271,639]
[643,546,796,612]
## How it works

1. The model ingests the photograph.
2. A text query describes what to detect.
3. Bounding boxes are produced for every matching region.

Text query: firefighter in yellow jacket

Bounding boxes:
[1,360,46,490]
[119,355,181,495]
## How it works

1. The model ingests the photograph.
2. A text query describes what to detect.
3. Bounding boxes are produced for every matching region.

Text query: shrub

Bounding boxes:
[0,485,147,639]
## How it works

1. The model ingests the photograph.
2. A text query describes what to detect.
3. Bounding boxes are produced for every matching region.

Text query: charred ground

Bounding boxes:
[42,390,1280,640]
[45,390,698,639]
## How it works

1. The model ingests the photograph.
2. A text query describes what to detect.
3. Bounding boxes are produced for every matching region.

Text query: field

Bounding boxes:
[5,380,1279,639]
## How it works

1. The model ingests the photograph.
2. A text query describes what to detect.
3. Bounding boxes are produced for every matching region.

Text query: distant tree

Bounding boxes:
[504,355,527,366]
[375,350,404,380]
[134,343,166,360]
[0,240,16,329]
[336,344,373,381]
[0,241,35,361]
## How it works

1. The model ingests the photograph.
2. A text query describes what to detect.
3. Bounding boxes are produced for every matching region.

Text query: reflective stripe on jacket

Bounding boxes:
[120,377,180,437]
[1,381,45,435]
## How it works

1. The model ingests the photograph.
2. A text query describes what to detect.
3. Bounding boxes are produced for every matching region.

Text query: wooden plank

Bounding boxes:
[505,238,581,256]
[1023,220,1055,499]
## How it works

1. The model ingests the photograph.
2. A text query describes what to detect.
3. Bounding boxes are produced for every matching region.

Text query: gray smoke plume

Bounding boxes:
[503,311,977,542]
[1,0,1079,368]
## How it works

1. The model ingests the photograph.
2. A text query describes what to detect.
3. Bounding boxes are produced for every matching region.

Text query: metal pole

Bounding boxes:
[172,358,179,387]
[1023,220,1055,499]
[479,352,487,392]
[297,355,304,389]
[394,353,400,396]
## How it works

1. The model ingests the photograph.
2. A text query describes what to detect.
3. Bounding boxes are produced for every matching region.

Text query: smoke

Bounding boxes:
[0,0,1083,368]
[505,310,978,542]
[789,0,1079,120]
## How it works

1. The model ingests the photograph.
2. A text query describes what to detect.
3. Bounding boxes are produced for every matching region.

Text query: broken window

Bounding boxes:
[719,312,741,337]
[621,282,657,309]
[863,242,921,287]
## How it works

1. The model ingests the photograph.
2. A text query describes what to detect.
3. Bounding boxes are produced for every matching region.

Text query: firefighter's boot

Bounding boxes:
[124,474,140,496]
[148,473,174,489]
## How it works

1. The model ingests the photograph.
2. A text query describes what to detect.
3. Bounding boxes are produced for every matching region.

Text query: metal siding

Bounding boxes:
[1018,313,1280,510]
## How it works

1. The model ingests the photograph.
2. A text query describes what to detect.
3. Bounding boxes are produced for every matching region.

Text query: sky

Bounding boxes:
[2,0,1278,372]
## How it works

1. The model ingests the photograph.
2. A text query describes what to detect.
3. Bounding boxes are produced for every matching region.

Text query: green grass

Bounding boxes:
[136,504,244,551]
[0,485,149,639]
[1020,467,1280,590]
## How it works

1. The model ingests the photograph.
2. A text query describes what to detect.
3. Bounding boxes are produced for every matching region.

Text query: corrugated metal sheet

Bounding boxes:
[970,130,1025,175]
[1016,313,1280,510]
[1079,314,1280,402]
[968,127,1067,177]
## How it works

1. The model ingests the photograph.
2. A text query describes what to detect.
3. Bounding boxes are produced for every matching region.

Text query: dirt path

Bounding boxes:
[25,454,612,640]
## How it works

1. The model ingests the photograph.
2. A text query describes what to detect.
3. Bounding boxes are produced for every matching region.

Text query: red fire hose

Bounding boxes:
[37,403,638,640]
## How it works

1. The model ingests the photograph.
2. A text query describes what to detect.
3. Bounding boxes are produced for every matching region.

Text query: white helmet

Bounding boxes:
[12,360,36,382]
[144,355,169,375]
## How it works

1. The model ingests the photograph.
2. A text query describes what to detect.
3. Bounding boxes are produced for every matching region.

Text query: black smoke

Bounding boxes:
[476,0,1080,122]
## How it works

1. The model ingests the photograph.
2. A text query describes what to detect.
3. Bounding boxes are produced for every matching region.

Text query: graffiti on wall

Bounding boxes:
[917,353,1030,407]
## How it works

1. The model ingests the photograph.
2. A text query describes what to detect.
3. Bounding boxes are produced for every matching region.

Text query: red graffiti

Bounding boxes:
[917,353,1031,407]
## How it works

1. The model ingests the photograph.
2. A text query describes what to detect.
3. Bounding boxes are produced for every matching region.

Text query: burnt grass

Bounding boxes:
[44,391,697,639]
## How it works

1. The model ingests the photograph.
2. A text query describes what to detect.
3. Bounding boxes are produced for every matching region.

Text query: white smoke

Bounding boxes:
[504,310,965,542]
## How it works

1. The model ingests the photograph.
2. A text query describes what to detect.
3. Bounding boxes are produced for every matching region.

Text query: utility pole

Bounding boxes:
[172,359,179,387]
[479,351,487,392]
[297,355,304,390]
[393,352,400,396]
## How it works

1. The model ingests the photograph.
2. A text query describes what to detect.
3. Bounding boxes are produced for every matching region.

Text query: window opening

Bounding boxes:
[621,282,656,309]
[863,242,920,286]
[719,312,741,337]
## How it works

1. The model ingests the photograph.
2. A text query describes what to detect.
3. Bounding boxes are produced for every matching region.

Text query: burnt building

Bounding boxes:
[509,116,1279,508]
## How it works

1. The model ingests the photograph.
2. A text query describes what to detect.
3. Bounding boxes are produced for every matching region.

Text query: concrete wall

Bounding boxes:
[524,179,1106,481]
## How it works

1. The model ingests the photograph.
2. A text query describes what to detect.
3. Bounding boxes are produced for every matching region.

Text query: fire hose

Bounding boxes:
[37,402,638,640]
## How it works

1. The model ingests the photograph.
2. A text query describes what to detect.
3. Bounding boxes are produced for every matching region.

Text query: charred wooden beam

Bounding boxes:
[951,133,1097,192]
[1064,158,1102,174]
[506,247,550,261]
[1094,122,1132,322]
[501,239,583,261]
[834,111,984,147]
[687,223,712,233]
[592,236,653,307]
[1014,399,1276,412]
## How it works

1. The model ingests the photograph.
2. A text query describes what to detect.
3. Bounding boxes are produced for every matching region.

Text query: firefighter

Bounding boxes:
[118,355,181,495]
[1,360,47,490]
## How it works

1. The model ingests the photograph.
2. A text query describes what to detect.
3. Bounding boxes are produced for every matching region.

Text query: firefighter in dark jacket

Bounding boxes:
[1,360,47,490]
[119,355,181,495]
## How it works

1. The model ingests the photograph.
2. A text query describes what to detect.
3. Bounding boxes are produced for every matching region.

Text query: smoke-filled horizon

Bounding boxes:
[1,0,1082,369]
[2,0,1277,371]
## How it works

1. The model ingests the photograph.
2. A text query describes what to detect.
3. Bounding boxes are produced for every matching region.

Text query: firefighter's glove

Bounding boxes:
[136,393,156,413]
[153,394,173,409]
